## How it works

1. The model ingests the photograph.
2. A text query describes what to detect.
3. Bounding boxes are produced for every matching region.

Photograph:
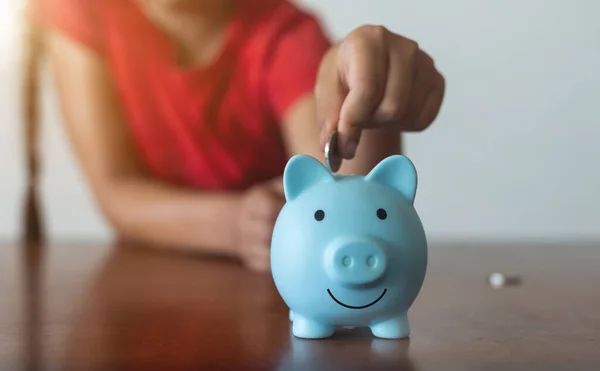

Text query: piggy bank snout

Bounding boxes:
[324,237,388,287]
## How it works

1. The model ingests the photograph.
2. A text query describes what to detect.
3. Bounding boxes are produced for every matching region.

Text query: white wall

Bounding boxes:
[1,0,599,243]
[1,0,27,242]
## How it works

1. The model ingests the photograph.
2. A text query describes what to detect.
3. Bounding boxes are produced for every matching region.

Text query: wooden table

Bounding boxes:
[1,241,599,370]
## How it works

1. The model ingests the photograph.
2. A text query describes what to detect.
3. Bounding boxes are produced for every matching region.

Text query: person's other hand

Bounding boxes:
[235,176,285,272]
[316,25,446,159]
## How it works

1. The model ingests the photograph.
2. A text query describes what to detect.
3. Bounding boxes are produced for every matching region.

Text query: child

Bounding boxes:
[32,0,445,272]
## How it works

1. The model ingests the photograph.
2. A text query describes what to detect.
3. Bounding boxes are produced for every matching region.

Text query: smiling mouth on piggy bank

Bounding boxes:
[326,288,388,309]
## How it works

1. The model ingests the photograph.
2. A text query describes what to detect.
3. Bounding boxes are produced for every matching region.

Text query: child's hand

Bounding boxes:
[235,177,285,272]
[316,25,446,159]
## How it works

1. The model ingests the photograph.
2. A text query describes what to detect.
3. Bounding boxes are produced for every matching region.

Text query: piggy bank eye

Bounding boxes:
[314,210,325,221]
[377,208,387,220]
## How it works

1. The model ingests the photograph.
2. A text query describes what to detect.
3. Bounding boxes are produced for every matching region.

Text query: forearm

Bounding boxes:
[98,177,241,257]
[45,31,243,257]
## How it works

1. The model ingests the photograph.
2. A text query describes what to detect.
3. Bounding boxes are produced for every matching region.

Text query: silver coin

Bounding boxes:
[325,130,342,173]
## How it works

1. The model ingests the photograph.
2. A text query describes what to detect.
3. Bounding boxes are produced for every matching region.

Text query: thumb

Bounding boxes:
[336,42,387,159]
[337,86,379,158]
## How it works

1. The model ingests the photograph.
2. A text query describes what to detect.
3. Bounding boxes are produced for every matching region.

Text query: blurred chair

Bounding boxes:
[21,0,44,244]
[20,4,45,371]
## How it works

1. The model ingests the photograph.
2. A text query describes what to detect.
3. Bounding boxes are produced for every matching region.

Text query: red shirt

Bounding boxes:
[34,0,331,190]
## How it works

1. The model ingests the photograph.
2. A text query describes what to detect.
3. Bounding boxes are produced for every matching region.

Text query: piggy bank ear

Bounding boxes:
[365,155,418,203]
[284,154,334,201]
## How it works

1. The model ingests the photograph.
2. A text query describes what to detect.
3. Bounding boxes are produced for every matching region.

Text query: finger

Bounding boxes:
[246,191,280,220]
[246,241,270,260]
[267,176,285,196]
[240,240,270,271]
[247,255,271,273]
[252,244,271,261]
[401,49,440,131]
[240,218,275,245]
[250,193,285,223]
[371,38,419,126]
[249,201,284,225]
[412,71,445,131]
[336,27,389,159]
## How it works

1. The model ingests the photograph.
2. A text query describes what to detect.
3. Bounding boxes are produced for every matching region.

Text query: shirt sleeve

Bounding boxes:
[263,10,331,122]
[30,0,103,54]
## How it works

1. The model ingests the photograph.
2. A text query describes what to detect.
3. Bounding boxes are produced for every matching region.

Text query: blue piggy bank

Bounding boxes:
[270,154,427,339]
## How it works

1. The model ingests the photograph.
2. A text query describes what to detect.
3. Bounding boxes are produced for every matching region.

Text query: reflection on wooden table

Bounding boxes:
[2,241,600,370]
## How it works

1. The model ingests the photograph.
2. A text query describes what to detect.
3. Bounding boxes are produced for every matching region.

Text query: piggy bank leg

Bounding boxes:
[370,314,410,339]
[292,314,335,339]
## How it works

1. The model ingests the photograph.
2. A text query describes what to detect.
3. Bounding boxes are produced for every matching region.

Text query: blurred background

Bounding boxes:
[1,0,599,244]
